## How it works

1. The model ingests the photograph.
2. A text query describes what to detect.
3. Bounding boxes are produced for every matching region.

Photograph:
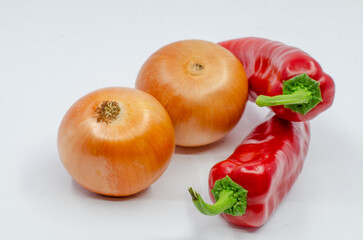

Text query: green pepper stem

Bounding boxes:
[256,89,311,107]
[188,187,237,216]
[254,73,323,115]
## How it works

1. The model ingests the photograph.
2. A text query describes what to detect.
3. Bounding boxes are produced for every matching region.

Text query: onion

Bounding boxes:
[57,87,175,196]
[136,40,248,147]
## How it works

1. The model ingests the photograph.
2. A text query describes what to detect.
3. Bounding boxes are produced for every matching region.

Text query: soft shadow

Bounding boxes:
[71,180,151,201]
[174,137,227,154]
[227,221,262,233]
[174,103,268,155]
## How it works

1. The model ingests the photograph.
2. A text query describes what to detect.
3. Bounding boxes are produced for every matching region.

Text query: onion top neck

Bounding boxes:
[186,59,205,76]
[95,101,121,123]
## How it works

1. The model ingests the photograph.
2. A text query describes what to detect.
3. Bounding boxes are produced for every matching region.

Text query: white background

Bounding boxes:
[1,0,362,239]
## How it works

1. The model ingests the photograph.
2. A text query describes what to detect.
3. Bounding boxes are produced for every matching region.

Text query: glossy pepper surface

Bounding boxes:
[219,37,335,121]
[189,115,310,227]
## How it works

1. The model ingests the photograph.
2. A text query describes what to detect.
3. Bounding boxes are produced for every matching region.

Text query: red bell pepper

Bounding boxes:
[189,115,310,227]
[219,37,335,121]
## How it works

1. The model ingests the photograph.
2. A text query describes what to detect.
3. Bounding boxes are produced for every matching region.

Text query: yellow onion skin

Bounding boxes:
[136,40,248,147]
[57,87,175,197]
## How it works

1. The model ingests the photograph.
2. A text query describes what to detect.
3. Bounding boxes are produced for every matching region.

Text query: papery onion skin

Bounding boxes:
[57,87,175,197]
[135,40,248,147]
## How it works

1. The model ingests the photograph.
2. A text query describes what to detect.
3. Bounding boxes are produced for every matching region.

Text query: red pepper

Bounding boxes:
[189,115,310,227]
[219,37,335,121]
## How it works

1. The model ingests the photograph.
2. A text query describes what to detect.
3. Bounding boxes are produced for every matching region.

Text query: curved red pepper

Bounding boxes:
[189,115,310,227]
[219,37,335,121]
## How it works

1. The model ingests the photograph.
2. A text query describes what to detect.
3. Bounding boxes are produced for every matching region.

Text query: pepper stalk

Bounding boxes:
[255,73,323,115]
[188,176,248,216]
